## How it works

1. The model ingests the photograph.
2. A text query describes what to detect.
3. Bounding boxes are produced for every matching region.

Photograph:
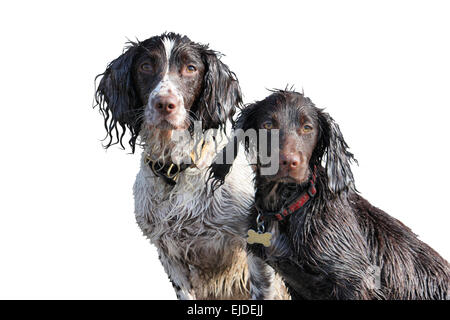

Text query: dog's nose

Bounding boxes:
[154,95,178,115]
[280,153,300,170]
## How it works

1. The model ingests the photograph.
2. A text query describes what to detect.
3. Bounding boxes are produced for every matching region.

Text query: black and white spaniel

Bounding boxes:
[94,33,288,299]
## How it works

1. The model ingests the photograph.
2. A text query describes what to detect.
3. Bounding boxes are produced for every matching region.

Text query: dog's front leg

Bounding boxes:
[248,252,278,300]
[158,248,196,300]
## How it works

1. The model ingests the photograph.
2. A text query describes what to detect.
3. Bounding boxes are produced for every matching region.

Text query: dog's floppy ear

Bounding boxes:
[317,110,357,194]
[194,50,242,130]
[208,103,258,190]
[94,42,141,152]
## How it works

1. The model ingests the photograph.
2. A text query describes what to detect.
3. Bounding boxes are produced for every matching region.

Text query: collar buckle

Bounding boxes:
[146,156,184,186]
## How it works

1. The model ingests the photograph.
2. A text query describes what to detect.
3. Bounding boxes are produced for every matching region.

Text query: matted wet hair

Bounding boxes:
[94,32,242,153]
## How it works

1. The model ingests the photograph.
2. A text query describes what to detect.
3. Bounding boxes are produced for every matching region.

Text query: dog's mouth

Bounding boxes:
[149,118,191,131]
[146,104,191,131]
[155,119,178,130]
[257,160,311,185]
[275,176,300,184]
[265,173,308,185]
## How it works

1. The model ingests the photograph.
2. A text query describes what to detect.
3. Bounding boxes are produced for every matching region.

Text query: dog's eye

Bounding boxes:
[140,63,153,73]
[186,65,197,73]
[262,121,273,130]
[302,125,313,133]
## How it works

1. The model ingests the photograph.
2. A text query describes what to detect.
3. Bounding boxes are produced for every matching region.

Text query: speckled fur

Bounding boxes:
[133,128,290,299]
[95,33,290,299]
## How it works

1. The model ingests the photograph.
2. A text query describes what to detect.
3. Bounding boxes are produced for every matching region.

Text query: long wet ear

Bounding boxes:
[208,103,258,190]
[317,110,357,194]
[194,50,242,130]
[94,42,141,152]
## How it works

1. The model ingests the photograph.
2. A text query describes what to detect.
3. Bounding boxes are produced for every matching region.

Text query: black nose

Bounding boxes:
[154,95,178,115]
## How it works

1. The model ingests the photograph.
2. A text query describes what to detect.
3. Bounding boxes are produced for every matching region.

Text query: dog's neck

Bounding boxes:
[254,165,321,213]
[139,126,230,170]
[139,128,185,163]
[255,180,311,212]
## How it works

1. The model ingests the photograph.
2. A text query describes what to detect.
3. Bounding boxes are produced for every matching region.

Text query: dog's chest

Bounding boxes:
[249,218,332,299]
[247,218,293,261]
[134,158,253,262]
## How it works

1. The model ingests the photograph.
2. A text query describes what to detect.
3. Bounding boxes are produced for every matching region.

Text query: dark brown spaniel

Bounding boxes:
[211,89,449,299]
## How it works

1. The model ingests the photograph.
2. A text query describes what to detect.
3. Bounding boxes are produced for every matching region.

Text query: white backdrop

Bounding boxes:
[0,0,449,299]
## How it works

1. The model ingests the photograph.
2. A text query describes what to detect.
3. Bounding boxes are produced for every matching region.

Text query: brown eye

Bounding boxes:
[140,62,153,73]
[302,124,313,133]
[186,65,197,73]
[262,121,273,130]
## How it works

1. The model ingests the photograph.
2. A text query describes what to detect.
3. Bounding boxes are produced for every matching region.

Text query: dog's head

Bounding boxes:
[210,89,356,195]
[94,32,241,153]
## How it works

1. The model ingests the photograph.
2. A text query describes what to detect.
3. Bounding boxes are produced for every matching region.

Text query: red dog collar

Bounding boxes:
[260,166,317,222]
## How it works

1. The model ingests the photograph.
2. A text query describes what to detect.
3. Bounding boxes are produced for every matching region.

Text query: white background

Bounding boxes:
[0,0,449,299]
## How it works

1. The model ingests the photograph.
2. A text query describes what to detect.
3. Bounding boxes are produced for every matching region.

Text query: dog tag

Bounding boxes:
[247,229,272,247]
